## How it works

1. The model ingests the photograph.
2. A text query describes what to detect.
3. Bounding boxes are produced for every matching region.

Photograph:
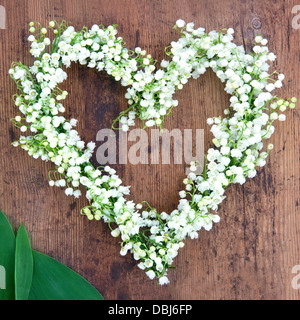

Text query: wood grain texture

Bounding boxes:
[0,0,299,300]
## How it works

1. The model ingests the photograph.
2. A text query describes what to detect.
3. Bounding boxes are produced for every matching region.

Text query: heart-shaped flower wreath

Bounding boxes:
[9,19,296,285]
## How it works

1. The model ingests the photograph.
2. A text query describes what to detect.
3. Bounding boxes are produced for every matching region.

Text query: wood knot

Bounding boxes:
[251,17,262,29]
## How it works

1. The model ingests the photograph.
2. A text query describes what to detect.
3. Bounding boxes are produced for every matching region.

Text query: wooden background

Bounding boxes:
[0,0,299,300]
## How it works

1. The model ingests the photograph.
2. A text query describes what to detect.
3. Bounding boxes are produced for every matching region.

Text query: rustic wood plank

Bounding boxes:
[0,0,299,300]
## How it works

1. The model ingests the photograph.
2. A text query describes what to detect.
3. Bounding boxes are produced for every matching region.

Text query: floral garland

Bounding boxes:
[9,19,296,285]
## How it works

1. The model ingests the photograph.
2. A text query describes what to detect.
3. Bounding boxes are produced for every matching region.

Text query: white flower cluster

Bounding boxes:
[9,20,296,285]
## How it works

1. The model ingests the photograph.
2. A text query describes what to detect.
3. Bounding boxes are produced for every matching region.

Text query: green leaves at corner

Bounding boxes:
[0,210,15,300]
[0,210,103,300]
[15,224,33,300]
[29,251,103,300]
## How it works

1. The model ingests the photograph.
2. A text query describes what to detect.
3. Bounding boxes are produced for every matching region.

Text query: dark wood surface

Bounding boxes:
[0,0,299,300]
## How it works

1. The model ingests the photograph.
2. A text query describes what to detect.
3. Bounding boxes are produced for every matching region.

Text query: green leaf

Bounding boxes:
[0,210,15,300]
[29,251,103,300]
[15,223,33,300]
